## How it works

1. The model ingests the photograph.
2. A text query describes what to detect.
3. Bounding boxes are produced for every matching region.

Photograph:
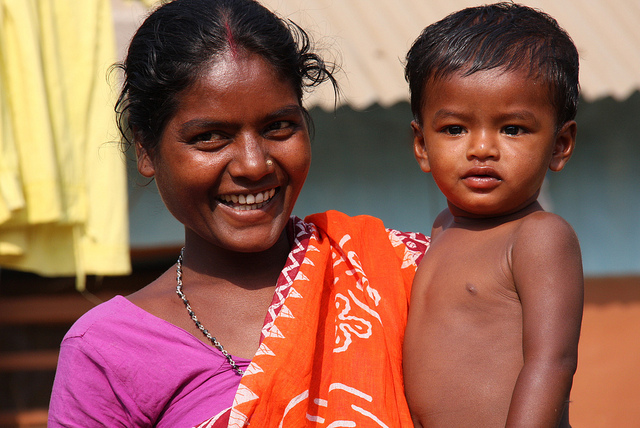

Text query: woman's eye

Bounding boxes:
[270,121,290,130]
[192,131,224,142]
[264,121,297,139]
[187,131,229,150]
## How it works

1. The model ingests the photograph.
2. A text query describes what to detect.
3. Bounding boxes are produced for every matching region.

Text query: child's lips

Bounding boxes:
[462,167,502,189]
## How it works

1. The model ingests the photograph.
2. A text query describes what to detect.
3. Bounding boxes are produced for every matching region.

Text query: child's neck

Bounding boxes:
[449,200,544,228]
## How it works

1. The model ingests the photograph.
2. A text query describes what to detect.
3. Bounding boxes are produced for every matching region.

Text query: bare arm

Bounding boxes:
[506,213,583,427]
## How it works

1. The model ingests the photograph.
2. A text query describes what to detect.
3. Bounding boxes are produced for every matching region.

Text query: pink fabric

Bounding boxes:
[48,296,250,428]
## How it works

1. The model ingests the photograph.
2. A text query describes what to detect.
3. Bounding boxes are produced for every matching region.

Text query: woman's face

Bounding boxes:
[137,51,311,254]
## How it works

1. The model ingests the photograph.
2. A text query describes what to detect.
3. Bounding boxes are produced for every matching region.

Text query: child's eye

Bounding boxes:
[442,125,465,135]
[503,125,525,136]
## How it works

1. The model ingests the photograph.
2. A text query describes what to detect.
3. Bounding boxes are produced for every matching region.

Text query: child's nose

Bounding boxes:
[466,132,499,160]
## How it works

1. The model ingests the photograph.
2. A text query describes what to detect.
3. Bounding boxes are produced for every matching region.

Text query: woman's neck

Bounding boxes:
[181,228,291,291]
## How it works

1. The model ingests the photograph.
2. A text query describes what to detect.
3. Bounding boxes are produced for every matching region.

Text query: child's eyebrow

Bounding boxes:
[433,109,464,119]
[496,110,540,123]
[432,109,541,124]
[431,109,470,123]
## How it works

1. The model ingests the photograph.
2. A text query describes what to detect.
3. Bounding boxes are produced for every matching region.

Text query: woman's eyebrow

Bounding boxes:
[178,119,236,134]
[177,105,304,133]
[263,104,305,121]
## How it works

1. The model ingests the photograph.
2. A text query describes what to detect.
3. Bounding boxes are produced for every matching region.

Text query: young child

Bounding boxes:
[403,3,584,427]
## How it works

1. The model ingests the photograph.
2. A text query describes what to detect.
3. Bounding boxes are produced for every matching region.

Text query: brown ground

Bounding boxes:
[571,276,640,427]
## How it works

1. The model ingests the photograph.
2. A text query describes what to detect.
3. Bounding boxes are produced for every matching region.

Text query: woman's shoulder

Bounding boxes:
[302,210,430,264]
[60,293,187,363]
[53,295,244,427]
[304,210,427,237]
[64,292,194,348]
[304,210,429,241]
[63,295,134,340]
[304,210,384,229]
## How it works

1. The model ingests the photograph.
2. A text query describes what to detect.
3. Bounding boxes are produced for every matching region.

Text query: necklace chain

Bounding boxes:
[176,248,244,376]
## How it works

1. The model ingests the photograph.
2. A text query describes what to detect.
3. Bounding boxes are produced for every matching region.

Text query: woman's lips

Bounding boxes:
[218,188,277,211]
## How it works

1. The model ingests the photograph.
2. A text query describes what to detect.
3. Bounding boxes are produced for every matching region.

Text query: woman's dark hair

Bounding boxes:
[115,0,337,153]
[405,2,579,128]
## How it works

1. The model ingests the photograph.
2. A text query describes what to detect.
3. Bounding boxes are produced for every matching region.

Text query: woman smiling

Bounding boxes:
[49,0,429,426]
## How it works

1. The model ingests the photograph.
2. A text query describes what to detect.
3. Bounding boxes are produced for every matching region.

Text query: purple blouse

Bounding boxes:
[48,296,250,427]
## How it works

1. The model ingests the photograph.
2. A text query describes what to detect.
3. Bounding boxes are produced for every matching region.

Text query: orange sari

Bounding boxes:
[197,211,428,427]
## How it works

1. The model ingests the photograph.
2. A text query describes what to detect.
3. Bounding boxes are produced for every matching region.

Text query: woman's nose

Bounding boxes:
[466,131,499,160]
[228,133,272,180]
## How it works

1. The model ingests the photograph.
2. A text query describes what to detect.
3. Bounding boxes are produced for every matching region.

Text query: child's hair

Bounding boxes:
[115,0,337,153]
[405,2,579,128]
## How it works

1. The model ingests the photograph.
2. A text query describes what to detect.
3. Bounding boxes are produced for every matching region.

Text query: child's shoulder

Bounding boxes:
[431,209,454,238]
[512,210,580,250]
[516,210,575,234]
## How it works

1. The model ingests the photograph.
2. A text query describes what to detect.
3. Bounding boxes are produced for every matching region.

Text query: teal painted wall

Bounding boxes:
[547,93,640,276]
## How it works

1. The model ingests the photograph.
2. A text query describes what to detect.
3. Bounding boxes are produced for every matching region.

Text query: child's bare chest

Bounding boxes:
[408,223,526,380]
[416,224,521,312]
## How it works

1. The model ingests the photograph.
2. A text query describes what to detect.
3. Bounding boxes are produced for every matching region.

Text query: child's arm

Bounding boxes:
[506,213,583,427]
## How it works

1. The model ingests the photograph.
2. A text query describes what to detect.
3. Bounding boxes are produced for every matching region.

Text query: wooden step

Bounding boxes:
[0,408,48,428]
[0,350,59,372]
[0,293,117,325]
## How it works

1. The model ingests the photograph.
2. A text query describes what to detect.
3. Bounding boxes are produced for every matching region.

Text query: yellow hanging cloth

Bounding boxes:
[0,0,131,288]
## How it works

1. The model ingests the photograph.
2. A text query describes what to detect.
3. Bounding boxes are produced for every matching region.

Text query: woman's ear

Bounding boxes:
[412,120,431,173]
[136,139,156,178]
[549,120,577,172]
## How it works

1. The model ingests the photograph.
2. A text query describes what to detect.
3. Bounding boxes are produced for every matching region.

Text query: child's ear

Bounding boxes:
[135,138,156,178]
[549,120,577,172]
[412,120,431,173]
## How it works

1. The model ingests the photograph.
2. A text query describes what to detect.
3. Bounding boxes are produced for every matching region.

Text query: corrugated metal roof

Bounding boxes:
[113,0,640,109]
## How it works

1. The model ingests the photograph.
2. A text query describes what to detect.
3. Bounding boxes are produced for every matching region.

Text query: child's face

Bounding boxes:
[412,67,576,218]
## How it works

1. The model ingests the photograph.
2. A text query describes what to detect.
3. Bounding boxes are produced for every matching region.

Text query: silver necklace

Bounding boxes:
[176,247,244,376]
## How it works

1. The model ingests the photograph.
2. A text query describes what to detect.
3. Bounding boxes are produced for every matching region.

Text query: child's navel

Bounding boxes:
[465,282,478,295]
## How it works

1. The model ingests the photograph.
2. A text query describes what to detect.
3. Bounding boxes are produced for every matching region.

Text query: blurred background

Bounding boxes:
[1,0,638,426]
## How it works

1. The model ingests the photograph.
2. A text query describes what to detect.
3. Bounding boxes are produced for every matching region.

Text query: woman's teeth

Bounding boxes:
[220,188,276,210]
